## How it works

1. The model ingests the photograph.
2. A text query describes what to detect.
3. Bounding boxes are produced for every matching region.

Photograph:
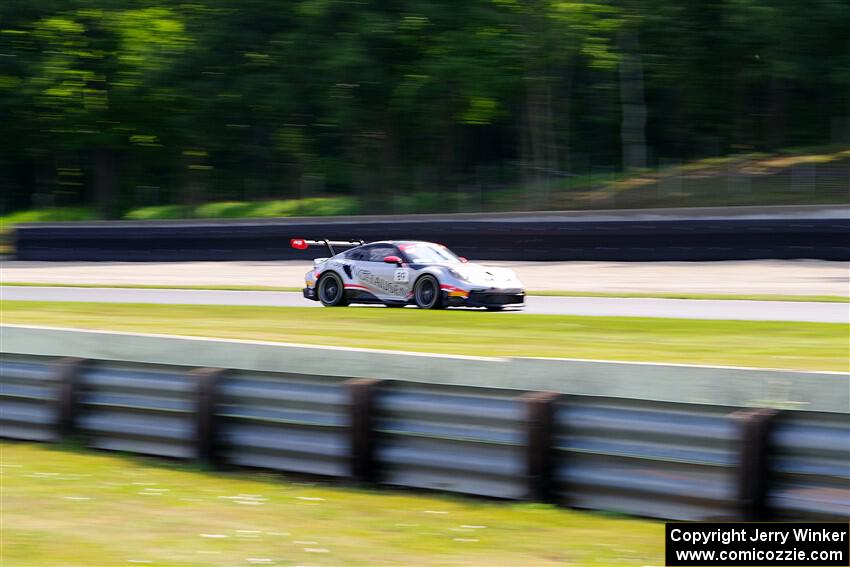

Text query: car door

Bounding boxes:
[352,244,409,300]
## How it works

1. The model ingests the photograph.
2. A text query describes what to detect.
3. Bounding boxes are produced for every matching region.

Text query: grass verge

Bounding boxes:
[2,300,846,371]
[1,282,304,293]
[2,282,846,303]
[527,290,850,303]
[2,148,848,229]
[1,441,663,566]
[0,206,97,230]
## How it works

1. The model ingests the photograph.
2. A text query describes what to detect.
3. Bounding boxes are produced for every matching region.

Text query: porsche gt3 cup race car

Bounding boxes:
[293,238,525,310]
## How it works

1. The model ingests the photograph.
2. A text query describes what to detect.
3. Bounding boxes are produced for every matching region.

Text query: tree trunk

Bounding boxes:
[183,148,207,212]
[438,96,455,195]
[382,112,397,203]
[522,71,558,209]
[766,77,786,150]
[732,70,748,147]
[558,67,573,176]
[93,147,118,219]
[618,26,648,170]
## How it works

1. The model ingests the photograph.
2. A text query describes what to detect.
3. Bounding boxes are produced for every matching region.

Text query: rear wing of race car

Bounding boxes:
[290,238,365,257]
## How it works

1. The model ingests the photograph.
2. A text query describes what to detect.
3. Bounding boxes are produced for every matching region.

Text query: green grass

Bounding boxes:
[527,290,849,303]
[0,197,360,233]
[123,196,361,220]
[0,206,97,230]
[3,282,847,303]
[1,441,663,566]
[544,146,850,210]
[1,147,847,231]
[1,282,305,293]
[2,300,846,371]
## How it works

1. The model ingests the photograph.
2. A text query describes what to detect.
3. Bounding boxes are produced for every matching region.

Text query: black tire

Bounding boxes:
[318,272,348,307]
[413,275,444,309]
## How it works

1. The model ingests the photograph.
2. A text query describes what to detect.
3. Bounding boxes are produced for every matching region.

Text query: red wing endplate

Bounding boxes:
[290,238,365,256]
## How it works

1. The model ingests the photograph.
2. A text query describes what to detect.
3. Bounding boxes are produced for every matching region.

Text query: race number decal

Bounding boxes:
[394,268,410,283]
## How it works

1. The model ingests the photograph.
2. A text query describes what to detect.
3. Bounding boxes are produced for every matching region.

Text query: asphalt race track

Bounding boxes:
[2,286,846,323]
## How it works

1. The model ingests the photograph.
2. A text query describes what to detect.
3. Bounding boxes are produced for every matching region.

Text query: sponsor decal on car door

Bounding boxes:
[354,244,410,299]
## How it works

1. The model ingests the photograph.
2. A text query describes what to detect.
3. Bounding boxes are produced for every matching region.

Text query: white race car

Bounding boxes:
[293,238,525,310]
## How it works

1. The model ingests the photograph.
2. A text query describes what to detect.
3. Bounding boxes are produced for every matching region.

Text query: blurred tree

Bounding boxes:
[1,0,847,215]
[617,2,646,170]
[18,5,189,216]
[512,0,620,204]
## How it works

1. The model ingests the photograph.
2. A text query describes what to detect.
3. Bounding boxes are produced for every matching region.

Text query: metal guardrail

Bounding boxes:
[1,352,848,522]
[217,370,350,477]
[769,411,850,521]
[0,354,60,442]
[554,397,739,520]
[375,383,526,499]
[77,361,199,459]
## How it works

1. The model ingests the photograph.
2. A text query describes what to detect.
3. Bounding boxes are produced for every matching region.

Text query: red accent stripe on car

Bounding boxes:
[344,284,370,290]
[440,284,469,298]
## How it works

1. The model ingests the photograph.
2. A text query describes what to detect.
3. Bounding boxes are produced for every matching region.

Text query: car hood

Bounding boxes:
[447,263,523,287]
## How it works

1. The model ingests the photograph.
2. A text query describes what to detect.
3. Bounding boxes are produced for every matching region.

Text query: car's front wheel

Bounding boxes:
[318,273,348,307]
[414,275,445,309]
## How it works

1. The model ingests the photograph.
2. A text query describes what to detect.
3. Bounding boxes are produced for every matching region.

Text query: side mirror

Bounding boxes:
[383,255,402,265]
[458,256,469,263]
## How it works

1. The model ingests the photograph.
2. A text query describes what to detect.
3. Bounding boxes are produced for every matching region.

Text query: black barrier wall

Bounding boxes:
[14,206,850,261]
[2,354,848,521]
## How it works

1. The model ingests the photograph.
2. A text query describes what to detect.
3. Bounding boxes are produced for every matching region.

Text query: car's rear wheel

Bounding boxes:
[318,272,348,307]
[414,275,444,309]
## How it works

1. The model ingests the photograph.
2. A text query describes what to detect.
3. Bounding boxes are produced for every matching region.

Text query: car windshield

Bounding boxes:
[401,243,461,264]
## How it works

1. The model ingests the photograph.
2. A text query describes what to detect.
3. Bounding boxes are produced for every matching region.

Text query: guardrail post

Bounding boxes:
[522,391,562,502]
[190,368,226,465]
[732,407,779,521]
[345,378,383,483]
[55,357,85,439]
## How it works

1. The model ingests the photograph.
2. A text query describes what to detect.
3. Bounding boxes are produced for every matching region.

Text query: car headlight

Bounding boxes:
[448,267,470,281]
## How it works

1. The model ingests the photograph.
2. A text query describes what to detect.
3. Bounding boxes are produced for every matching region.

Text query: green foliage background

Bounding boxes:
[1,0,848,218]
